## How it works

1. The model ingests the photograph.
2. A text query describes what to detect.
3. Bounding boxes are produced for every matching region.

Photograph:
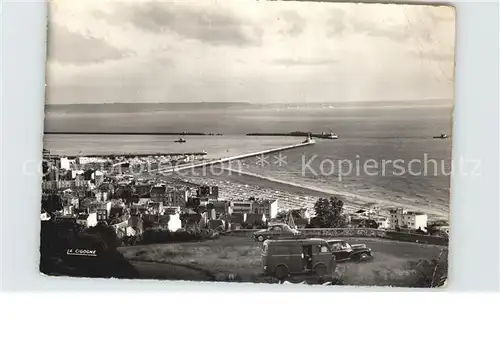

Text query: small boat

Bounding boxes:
[433,133,449,139]
[174,137,187,143]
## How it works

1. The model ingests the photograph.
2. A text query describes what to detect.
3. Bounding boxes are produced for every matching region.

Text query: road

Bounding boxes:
[123,236,447,285]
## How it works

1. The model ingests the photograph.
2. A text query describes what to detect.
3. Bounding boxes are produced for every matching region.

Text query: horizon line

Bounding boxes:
[46,98,454,106]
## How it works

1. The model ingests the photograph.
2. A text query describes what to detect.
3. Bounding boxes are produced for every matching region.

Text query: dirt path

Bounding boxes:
[129,260,215,281]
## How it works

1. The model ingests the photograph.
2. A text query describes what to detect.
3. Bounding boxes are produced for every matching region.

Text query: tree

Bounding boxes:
[42,194,63,213]
[313,197,347,228]
[275,211,288,222]
[364,219,379,229]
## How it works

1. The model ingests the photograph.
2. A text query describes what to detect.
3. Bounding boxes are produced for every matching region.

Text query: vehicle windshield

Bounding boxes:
[328,241,351,250]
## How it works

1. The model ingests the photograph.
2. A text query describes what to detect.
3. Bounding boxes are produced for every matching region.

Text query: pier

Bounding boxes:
[247,132,338,139]
[158,140,315,174]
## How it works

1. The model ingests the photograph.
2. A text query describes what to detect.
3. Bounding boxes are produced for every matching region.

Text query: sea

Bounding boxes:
[44,101,453,219]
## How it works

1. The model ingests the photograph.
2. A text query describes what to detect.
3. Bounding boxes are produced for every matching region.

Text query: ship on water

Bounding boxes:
[319,132,339,139]
[174,137,187,143]
[433,133,449,139]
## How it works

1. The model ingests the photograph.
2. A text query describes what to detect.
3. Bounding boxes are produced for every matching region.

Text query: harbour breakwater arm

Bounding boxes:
[247,132,309,136]
[44,132,207,136]
[247,132,337,139]
[158,140,315,174]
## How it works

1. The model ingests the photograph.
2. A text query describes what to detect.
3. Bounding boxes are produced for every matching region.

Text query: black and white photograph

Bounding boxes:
[40,0,455,287]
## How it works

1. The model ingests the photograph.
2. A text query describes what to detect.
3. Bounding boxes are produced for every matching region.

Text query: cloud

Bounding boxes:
[326,8,346,36]
[277,10,306,37]
[326,4,448,43]
[97,2,263,47]
[46,0,456,104]
[427,6,456,24]
[272,57,338,66]
[411,51,454,62]
[47,25,130,65]
[353,21,413,42]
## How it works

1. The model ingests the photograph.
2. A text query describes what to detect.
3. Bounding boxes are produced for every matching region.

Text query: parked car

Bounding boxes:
[326,239,373,262]
[262,238,336,279]
[253,223,300,242]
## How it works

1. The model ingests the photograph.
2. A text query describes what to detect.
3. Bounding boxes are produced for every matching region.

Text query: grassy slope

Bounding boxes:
[120,237,447,286]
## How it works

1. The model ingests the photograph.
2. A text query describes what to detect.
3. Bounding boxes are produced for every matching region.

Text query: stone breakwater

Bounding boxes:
[157,140,315,174]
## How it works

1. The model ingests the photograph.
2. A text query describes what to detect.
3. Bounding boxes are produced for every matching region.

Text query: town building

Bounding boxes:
[245,213,267,229]
[98,182,115,195]
[150,185,166,203]
[231,200,254,214]
[60,157,77,171]
[372,216,390,229]
[197,185,219,200]
[229,213,247,230]
[128,214,144,235]
[230,198,278,219]
[111,220,131,238]
[54,214,78,224]
[62,204,75,216]
[148,201,164,215]
[134,184,152,197]
[76,212,98,228]
[166,188,190,207]
[41,180,89,191]
[96,208,108,222]
[95,190,110,202]
[253,199,278,219]
[388,208,428,232]
[164,206,181,215]
[40,210,51,221]
[181,212,208,230]
[207,200,233,217]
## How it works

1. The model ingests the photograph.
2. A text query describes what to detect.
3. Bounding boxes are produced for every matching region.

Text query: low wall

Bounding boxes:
[224,228,448,246]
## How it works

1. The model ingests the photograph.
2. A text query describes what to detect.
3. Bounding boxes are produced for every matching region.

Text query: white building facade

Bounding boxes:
[254,199,279,219]
[388,208,428,232]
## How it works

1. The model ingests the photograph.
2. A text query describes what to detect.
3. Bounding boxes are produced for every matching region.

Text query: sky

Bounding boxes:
[45,0,456,104]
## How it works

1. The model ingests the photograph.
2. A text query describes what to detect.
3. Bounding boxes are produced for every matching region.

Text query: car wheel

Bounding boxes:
[258,235,265,242]
[274,265,289,279]
[314,264,328,278]
[356,253,368,261]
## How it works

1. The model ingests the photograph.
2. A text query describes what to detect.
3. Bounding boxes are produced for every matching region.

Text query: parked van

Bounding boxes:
[261,238,336,279]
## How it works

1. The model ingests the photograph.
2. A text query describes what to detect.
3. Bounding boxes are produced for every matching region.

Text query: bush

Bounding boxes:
[408,255,448,288]
[141,228,219,244]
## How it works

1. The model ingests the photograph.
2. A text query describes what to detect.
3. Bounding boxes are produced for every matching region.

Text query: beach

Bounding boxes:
[164,165,448,221]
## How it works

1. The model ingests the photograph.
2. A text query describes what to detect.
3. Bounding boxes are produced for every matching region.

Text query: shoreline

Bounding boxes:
[207,166,449,221]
